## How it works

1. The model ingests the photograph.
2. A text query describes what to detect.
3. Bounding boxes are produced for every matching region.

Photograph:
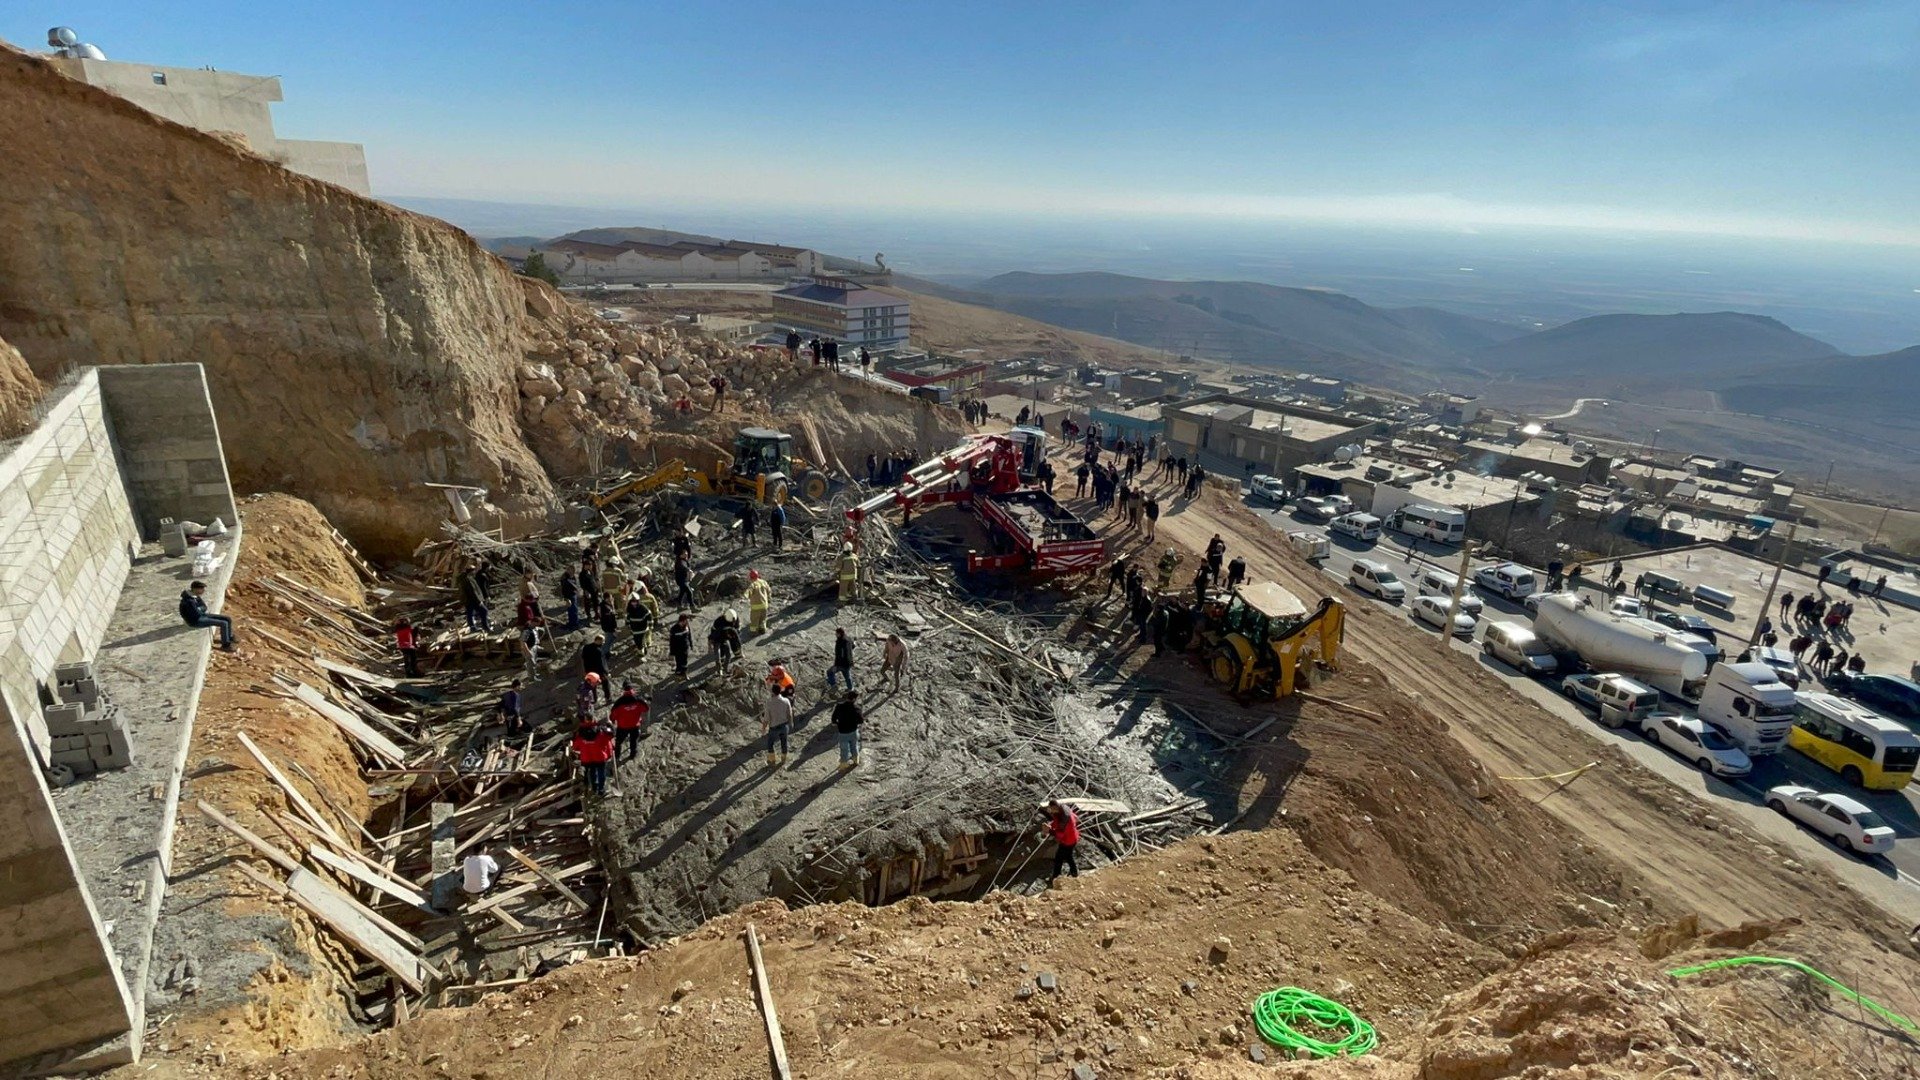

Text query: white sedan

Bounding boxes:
[1609,595,1645,616]
[1641,715,1752,777]
[1411,593,1477,636]
[1765,785,1896,855]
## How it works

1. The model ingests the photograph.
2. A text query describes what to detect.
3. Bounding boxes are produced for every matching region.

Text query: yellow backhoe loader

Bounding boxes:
[589,427,831,509]
[1202,581,1344,698]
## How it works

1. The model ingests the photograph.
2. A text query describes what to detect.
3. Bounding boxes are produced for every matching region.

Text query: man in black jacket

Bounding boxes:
[668,614,692,677]
[179,580,235,650]
[833,690,863,768]
[827,627,856,693]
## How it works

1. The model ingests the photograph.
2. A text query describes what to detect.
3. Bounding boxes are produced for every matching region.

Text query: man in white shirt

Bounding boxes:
[462,851,500,896]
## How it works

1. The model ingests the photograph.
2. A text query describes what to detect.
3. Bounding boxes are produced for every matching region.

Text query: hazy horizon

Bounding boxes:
[396,194,1920,355]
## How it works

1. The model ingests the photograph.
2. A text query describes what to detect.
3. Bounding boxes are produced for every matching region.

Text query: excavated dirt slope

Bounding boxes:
[0,331,42,440]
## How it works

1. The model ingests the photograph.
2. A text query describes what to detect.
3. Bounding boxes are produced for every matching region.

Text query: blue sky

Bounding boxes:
[11,1,1920,244]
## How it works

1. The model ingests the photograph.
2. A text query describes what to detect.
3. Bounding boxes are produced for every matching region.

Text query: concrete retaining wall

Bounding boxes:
[0,372,140,762]
[96,365,240,540]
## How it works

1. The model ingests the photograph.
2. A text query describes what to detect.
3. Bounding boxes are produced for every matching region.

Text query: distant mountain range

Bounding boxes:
[1471,311,1839,381]
[482,228,877,273]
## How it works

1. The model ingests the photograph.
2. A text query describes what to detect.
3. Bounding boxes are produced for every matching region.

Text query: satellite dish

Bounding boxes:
[48,26,79,47]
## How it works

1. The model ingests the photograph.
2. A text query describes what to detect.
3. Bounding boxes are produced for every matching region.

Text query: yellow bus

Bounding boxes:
[1788,692,1920,790]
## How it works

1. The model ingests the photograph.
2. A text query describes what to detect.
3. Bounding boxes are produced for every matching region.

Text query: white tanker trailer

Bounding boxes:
[1531,593,1709,701]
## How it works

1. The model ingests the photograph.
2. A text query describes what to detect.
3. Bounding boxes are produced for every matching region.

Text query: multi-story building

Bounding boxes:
[770,278,911,350]
[43,54,370,194]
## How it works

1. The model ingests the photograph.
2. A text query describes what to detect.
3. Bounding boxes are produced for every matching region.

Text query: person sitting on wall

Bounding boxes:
[178,580,235,651]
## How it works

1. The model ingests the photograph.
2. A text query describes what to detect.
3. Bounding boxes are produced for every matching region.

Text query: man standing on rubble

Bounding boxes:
[459,563,492,632]
[673,552,695,610]
[499,678,525,737]
[737,501,757,547]
[516,588,546,673]
[837,542,861,603]
[669,613,692,677]
[881,632,909,692]
[559,570,581,632]
[572,714,615,798]
[1206,534,1226,579]
[1105,556,1130,601]
[581,636,612,703]
[626,587,656,657]
[1041,800,1080,882]
[597,596,619,659]
[828,627,857,692]
[785,329,801,363]
[769,500,787,550]
[833,689,864,768]
[611,681,649,762]
[1226,554,1247,591]
[710,608,743,672]
[747,570,772,634]
[1194,564,1213,606]
[763,683,794,767]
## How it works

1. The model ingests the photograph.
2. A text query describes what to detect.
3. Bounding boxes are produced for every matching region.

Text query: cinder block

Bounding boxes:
[43,701,86,735]
[50,747,95,768]
[59,676,101,708]
[92,745,131,771]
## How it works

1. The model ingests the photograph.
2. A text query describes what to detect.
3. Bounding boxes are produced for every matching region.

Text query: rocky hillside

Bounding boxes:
[0,332,42,441]
[1472,311,1840,381]
[0,44,572,557]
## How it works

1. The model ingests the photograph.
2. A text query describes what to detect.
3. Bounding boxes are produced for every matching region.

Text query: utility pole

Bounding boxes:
[1441,542,1478,654]
[1870,506,1892,547]
[1748,520,1799,649]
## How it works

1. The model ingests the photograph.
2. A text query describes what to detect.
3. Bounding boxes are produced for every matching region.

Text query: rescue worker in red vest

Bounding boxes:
[609,682,649,763]
[572,716,615,798]
[1041,799,1080,883]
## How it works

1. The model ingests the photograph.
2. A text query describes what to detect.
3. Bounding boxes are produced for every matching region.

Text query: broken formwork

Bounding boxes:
[588,491,1224,941]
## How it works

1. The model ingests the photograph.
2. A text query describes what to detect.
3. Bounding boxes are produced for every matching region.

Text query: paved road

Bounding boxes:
[1539,397,1608,421]
[1240,489,1920,897]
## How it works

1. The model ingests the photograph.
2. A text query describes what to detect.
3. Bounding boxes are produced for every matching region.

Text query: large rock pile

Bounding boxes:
[0,333,42,441]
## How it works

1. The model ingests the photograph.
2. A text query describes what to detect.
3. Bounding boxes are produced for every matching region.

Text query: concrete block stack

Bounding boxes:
[41,660,130,776]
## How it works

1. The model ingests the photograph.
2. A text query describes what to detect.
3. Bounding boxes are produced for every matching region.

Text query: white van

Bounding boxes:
[1482,621,1557,675]
[1348,560,1406,601]
[1329,512,1382,542]
[1393,503,1467,543]
[1474,562,1537,600]
[1414,568,1484,616]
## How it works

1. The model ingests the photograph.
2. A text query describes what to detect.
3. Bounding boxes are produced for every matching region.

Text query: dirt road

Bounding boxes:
[1082,470,1908,935]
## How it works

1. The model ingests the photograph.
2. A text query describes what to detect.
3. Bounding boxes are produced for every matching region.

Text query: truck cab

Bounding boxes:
[1696,661,1797,756]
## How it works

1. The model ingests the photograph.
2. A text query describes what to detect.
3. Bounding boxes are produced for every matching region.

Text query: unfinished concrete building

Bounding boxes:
[0,364,238,1073]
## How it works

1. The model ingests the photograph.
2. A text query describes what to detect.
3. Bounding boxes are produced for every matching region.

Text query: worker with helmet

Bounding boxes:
[709,608,742,672]
[1156,547,1180,592]
[837,542,861,603]
[746,569,772,634]
[575,670,602,719]
[766,658,796,697]
[580,634,611,703]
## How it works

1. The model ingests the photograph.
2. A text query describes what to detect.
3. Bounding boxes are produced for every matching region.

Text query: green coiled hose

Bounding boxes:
[1251,986,1378,1058]
[1667,955,1917,1035]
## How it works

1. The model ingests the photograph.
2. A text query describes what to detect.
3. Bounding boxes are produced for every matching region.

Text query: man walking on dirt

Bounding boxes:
[828,627,857,692]
[763,683,794,767]
[669,613,692,677]
[879,631,910,692]
[1226,554,1247,591]
[837,543,861,603]
[1041,800,1080,882]
[626,587,656,656]
[611,682,648,762]
[672,552,695,610]
[833,690,864,768]
[1156,547,1180,592]
[1105,556,1129,601]
[1206,534,1226,579]
[581,635,612,703]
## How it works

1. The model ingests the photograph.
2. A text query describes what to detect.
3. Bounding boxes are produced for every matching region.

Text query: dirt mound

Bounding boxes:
[0,330,42,440]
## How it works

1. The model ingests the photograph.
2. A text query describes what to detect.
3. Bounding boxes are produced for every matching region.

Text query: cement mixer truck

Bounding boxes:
[1532,593,1709,702]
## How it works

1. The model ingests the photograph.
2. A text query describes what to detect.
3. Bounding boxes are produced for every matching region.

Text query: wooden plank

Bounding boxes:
[744,924,793,1080]
[466,860,595,915]
[235,730,349,847]
[315,656,402,690]
[308,845,432,912]
[195,800,300,874]
[286,868,425,992]
[288,681,408,765]
[505,846,591,912]
[429,803,458,912]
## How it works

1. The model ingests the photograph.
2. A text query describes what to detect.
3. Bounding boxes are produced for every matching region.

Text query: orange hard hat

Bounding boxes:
[584,672,602,686]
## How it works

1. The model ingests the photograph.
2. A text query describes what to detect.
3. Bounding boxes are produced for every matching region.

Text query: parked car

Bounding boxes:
[1348,560,1405,602]
[1482,621,1558,675]
[1295,497,1340,523]
[1649,610,1719,645]
[1561,672,1661,728]
[1765,784,1896,855]
[1411,593,1477,636]
[1413,569,1484,616]
[1828,672,1920,722]
[1609,595,1646,616]
[1737,645,1803,690]
[1250,474,1290,504]
[1328,512,1382,542]
[1642,715,1752,777]
[1474,563,1537,601]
